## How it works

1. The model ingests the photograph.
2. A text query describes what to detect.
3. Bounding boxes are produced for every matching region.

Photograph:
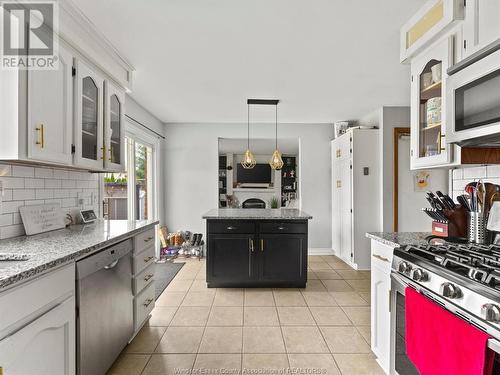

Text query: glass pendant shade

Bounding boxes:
[269,149,284,170]
[241,149,257,169]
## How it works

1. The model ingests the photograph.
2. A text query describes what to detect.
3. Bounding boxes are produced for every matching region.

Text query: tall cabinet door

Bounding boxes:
[0,297,75,375]
[74,59,104,170]
[331,144,341,255]
[27,45,73,165]
[339,157,352,262]
[104,81,125,172]
[410,36,453,169]
[463,0,500,58]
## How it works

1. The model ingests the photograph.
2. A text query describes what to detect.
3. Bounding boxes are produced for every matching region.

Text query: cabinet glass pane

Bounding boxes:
[82,77,98,160]
[110,94,121,164]
[419,59,443,158]
[407,0,444,48]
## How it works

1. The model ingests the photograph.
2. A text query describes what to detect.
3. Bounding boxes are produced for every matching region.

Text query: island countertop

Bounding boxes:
[0,219,159,290]
[202,208,312,220]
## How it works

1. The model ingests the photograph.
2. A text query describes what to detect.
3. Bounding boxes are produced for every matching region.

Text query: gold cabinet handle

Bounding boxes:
[100,145,106,160]
[261,239,264,252]
[143,298,154,308]
[144,274,154,282]
[108,146,113,161]
[438,131,446,152]
[372,253,390,263]
[35,124,45,148]
[144,236,154,242]
[249,238,254,253]
[144,255,154,263]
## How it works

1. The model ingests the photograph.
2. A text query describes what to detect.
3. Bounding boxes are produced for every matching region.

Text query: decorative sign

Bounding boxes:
[19,203,66,235]
[414,171,431,192]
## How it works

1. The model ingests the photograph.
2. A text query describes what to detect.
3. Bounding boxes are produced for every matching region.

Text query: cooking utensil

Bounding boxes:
[457,195,471,212]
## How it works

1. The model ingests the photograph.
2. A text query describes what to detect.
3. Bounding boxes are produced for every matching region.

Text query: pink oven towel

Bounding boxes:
[405,286,495,375]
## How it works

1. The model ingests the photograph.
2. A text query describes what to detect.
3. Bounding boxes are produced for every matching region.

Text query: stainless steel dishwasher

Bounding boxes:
[76,238,133,375]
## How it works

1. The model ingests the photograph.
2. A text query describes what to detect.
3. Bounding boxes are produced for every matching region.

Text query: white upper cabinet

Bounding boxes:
[74,60,105,170]
[400,0,464,63]
[27,44,73,165]
[463,0,500,57]
[104,81,126,172]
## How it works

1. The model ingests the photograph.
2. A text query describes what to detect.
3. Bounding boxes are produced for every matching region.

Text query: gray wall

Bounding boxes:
[163,123,334,249]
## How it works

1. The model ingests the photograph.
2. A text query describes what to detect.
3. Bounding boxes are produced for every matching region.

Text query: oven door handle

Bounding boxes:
[488,338,500,354]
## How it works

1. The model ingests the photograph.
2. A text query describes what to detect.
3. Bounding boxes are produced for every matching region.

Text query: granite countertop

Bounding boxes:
[0,219,159,290]
[366,232,433,248]
[202,208,312,220]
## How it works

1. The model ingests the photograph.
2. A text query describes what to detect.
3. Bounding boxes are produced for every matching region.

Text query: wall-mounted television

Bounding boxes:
[237,164,272,184]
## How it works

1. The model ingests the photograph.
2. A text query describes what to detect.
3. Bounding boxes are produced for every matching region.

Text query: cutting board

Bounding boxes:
[19,203,66,235]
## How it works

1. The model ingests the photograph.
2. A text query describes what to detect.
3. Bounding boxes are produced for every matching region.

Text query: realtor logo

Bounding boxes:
[1,0,58,69]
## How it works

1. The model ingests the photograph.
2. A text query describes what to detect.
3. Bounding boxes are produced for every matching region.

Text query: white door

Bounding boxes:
[27,45,73,165]
[74,59,104,170]
[331,146,341,255]
[104,81,126,172]
[463,0,500,57]
[339,157,352,262]
[410,36,454,169]
[0,297,75,375]
[371,263,391,372]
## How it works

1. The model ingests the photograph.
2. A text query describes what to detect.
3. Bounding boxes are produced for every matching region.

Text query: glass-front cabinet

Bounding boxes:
[104,81,125,172]
[410,36,454,169]
[74,60,104,170]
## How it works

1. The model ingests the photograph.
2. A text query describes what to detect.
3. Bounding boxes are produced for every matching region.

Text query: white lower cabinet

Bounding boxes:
[0,297,75,375]
[370,240,395,374]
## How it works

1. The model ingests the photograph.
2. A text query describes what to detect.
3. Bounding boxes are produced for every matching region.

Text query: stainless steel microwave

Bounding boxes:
[447,47,500,146]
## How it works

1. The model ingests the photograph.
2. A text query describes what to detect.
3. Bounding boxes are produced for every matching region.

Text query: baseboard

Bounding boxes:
[308,248,335,256]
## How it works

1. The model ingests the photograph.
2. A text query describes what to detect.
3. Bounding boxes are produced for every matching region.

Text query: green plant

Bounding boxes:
[269,196,280,209]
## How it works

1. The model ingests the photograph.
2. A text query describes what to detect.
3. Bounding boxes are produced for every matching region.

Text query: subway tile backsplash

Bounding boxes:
[451,166,500,201]
[0,163,99,239]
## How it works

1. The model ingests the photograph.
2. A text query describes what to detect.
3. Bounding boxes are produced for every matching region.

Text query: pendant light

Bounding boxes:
[241,103,256,169]
[269,102,284,170]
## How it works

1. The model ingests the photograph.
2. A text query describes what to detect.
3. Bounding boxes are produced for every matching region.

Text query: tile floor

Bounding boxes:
[107,255,383,375]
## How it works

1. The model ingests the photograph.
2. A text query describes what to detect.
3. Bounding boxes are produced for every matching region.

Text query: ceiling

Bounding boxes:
[72,0,425,124]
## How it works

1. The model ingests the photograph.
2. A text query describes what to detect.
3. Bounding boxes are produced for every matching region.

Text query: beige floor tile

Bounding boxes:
[273,291,306,306]
[288,354,341,375]
[107,354,151,375]
[148,306,177,326]
[199,327,243,353]
[243,354,289,371]
[243,326,285,353]
[309,307,351,326]
[346,279,371,292]
[156,291,186,307]
[166,278,194,292]
[126,327,166,353]
[301,279,327,291]
[142,354,196,375]
[181,291,216,306]
[308,256,325,263]
[359,292,371,304]
[207,306,244,326]
[155,326,204,353]
[322,280,355,292]
[214,289,244,306]
[301,292,337,307]
[195,271,206,280]
[333,354,384,375]
[325,260,352,270]
[356,326,371,344]
[314,270,343,280]
[190,279,209,291]
[331,292,369,306]
[308,272,319,280]
[244,290,275,306]
[175,270,199,280]
[244,306,279,326]
[170,306,210,326]
[282,326,329,353]
[277,306,315,326]
[309,262,333,271]
[337,270,371,280]
[343,306,370,326]
[320,326,371,353]
[193,354,241,372]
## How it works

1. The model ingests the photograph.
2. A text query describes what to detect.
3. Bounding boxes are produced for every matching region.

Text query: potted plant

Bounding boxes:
[269,196,280,209]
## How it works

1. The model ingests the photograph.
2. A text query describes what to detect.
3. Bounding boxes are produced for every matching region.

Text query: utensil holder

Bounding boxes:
[468,212,487,244]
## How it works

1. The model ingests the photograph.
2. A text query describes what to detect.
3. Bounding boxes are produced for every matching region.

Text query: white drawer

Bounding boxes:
[134,281,155,331]
[133,245,155,275]
[0,264,75,335]
[134,228,156,254]
[134,263,155,296]
[370,240,394,275]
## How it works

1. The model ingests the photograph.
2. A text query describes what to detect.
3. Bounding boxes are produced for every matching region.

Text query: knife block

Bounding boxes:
[431,207,467,238]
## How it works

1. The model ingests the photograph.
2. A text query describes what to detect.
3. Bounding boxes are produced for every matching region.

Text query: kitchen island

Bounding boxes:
[202,208,312,288]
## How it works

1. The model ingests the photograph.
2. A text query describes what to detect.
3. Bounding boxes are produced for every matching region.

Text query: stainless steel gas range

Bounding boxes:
[390,242,500,374]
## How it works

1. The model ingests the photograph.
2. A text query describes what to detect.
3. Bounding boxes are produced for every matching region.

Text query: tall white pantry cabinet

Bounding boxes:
[331,128,380,270]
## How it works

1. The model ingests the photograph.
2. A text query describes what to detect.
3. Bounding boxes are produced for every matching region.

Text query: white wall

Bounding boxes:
[164,123,334,249]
